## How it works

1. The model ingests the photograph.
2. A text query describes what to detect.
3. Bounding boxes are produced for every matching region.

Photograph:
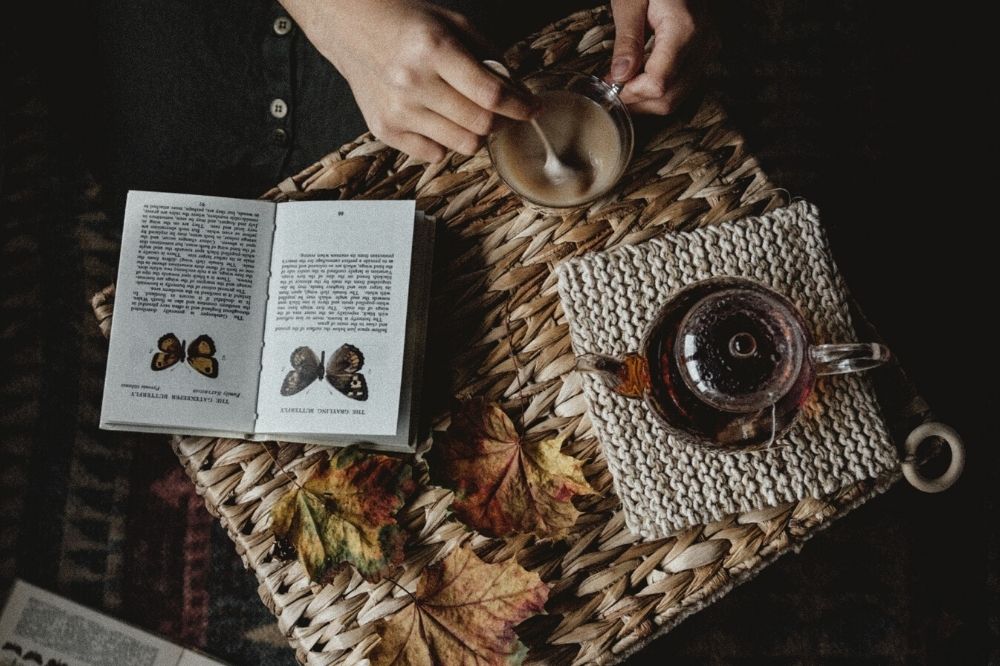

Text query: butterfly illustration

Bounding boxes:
[280,344,368,400]
[150,333,219,378]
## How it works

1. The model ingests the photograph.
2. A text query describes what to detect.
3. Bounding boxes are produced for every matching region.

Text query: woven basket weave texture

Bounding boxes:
[90,7,911,665]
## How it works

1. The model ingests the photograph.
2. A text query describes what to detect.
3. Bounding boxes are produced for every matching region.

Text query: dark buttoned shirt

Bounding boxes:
[94,0,369,198]
[17,0,592,203]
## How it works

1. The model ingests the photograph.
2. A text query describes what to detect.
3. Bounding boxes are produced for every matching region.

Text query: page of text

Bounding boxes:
[254,200,416,437]
[101,191,275,433]
[0,581,228,666]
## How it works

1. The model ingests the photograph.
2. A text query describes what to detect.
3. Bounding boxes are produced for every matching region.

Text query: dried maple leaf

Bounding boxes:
[369,545,548,666]
[430,398,594,537]
[270,446,415,583]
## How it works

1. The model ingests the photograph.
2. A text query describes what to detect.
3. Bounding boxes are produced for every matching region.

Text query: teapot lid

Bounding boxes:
[675,286,805,413]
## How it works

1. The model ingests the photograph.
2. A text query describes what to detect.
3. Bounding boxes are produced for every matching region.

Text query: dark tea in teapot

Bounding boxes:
[651,280,816,447]
[578,277,889,450]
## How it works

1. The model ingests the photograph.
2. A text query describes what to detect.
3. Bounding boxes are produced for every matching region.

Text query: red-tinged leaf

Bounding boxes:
[369,545,549,666]
[431,399,594,537]
[270,446,415,583]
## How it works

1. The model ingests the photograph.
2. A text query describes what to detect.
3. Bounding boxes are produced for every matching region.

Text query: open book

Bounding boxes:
[100,191,434,452]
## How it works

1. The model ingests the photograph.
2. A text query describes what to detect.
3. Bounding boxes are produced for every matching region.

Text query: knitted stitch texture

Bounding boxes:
[556,201,899,539]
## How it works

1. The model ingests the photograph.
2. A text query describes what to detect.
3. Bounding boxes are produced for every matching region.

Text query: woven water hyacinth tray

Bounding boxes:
[91,6,930,665]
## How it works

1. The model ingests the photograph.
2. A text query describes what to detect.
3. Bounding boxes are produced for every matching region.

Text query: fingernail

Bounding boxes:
[611,56,632,82]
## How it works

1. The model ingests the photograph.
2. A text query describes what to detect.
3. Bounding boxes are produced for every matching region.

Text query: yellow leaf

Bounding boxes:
[270,446,414,583]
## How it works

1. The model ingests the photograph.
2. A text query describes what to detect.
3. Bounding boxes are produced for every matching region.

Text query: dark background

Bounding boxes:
[639,3,995,663]
[2,1,994,664]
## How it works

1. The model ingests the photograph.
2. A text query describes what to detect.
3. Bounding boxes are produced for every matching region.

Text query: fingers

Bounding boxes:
[610,0,650,83]
[624,36,706,115]
[412,108,483,156]
[425,83,496,137]
[377,106,483,163]
[642,9,697,91]
[436,47,538,121]
[388,131,448,164]
[413,7,537,121]
[355,9,541,161]
[619,24,693,104]
[625,69,694,115]
[619,68,684,106]
[617,0,707,115]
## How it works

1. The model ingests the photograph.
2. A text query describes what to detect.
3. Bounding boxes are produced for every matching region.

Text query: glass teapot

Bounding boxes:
[577,277,889,450]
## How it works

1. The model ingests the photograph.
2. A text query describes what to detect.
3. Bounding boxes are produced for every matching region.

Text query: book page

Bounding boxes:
[254,200,416,437]
[0,580,228,666]
[100,191,274,434]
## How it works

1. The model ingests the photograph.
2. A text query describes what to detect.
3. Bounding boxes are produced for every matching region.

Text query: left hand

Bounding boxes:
[609,0,712,115]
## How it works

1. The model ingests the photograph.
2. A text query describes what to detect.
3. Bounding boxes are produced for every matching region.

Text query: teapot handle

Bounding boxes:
[810,343,890,376]
[576,352,650,399]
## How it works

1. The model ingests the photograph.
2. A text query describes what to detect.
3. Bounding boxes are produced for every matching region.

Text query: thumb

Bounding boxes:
[610,0,648,83]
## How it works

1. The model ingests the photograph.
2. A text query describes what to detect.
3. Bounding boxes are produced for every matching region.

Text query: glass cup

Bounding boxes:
[486,70,634,210]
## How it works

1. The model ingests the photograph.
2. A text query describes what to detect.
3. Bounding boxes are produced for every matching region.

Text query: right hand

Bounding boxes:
[609,0,710,115]
[280,0,539,162]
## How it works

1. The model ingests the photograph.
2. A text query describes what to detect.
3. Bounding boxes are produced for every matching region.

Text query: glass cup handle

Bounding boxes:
[810,342,890,376]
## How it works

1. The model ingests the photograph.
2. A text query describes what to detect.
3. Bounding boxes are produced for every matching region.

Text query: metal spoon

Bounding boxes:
[528,82,625,192]
[529,117,588,190]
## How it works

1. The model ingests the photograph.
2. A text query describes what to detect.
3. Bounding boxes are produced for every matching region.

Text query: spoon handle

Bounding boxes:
[529,118,557,156]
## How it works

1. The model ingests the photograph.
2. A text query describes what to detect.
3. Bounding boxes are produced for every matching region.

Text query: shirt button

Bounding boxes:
[271,128,288,146]
[270,98,288,119]
[273,16,293,36]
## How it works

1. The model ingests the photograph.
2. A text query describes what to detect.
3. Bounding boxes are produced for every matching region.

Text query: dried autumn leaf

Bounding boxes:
[369,545,548,666]
[430,398,594,537]
[270,446,415,583]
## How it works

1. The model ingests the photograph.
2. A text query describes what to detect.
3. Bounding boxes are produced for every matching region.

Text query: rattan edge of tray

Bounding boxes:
[609,470,900,660]
[87,6,928,664]
[165,433,901,665]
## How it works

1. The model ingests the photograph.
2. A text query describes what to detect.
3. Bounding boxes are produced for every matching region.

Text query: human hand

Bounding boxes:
[279,0,538,162]
[609,0,711,114]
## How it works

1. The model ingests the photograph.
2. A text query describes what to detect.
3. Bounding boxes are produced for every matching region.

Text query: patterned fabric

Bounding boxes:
[557,202,899,537]
[0,69,294,665]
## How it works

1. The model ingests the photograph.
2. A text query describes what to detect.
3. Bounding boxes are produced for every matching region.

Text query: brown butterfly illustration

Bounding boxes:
[150,333,219,378]
[280,344,368,400]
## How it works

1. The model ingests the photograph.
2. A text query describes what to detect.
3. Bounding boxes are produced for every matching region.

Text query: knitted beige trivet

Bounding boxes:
[556,201,899,539]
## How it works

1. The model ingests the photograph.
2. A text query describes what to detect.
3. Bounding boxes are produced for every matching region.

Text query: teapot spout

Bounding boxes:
[576,352,650,399]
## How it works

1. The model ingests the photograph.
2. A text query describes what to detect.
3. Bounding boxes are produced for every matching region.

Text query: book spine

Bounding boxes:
[252,211,281,433]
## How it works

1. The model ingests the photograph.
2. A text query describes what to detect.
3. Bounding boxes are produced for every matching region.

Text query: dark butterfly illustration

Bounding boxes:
[280,344,368,400]
[23,651,42,665]
[1,643,22,656]
[150,333,219,378]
